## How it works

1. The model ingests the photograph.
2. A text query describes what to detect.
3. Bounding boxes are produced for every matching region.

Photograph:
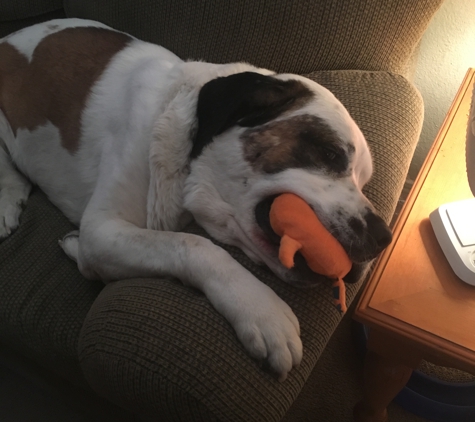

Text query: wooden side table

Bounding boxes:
[353,68,475,422]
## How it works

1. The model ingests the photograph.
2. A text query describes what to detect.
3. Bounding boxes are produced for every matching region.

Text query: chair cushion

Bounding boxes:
[0,188,102,386]
[64,0,444,75]
[0,0,63,22]
[0,9,66,39]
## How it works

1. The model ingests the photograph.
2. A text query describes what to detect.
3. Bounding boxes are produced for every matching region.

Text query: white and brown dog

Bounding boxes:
[0,19,392,380]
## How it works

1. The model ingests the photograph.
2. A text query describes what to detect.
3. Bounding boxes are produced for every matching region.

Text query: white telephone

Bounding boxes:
[429,82,475,285]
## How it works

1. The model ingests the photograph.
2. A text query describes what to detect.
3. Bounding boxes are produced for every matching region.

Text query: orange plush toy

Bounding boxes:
[269,193,352,313]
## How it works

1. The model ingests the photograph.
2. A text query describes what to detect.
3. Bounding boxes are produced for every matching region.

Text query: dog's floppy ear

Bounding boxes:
[191,72,313,158]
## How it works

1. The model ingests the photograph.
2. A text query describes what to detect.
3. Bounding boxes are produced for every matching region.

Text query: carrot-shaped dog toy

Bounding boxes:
[269,193,352,313]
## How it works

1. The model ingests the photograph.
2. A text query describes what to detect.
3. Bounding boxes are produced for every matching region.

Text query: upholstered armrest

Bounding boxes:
[78,240,352,421]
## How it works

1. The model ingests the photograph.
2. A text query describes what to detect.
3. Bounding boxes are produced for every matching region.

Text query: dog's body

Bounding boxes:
[0,19,392,380]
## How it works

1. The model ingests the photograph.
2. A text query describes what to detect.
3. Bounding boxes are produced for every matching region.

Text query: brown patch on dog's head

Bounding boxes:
[242,114,353,175]
[0,27,132,153]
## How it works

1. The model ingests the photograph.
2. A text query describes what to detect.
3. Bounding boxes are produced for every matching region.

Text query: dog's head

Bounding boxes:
[183,71,392,286]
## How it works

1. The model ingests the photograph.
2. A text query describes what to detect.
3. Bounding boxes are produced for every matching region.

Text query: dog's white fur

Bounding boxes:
[0,19,385,380]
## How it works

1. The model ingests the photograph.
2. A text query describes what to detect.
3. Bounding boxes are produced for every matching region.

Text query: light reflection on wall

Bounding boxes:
[410,0,475,181]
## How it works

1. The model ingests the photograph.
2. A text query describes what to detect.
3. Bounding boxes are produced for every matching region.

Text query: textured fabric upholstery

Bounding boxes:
[0,188,102,386]
[0,9,66,39]
[0,0,62,22]
[77,71,423,421]
[64,0,443,75]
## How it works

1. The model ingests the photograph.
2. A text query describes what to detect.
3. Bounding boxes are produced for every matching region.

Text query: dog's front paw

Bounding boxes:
[0,190,26,240]
[233,287,302,381]
[186,243,302,380]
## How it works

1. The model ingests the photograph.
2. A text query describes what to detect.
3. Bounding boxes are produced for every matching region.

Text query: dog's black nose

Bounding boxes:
[346,211,392,262]
[364,212,393,254]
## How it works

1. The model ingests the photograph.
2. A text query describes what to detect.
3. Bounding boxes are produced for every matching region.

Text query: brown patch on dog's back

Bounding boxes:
[0,27,132,152]
[0,42,27,77]
[242,114,351,174]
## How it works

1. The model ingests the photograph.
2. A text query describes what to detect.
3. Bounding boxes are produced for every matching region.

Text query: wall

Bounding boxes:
[410,0,475,181]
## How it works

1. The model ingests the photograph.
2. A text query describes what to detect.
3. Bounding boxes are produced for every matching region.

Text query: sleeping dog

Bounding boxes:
[0,19,392,380]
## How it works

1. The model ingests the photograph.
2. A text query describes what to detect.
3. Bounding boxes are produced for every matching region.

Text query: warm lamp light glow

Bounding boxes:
[467,82,475,196]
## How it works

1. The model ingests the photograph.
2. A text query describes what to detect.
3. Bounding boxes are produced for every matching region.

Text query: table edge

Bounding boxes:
[354,68,475,374]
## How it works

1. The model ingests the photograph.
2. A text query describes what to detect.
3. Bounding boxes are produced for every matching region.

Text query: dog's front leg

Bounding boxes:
[78,218,302,380]
[0,143,31,239]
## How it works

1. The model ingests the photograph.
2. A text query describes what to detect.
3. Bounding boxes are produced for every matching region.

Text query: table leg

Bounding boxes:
[353,350,414,422]
[353,329,421,422]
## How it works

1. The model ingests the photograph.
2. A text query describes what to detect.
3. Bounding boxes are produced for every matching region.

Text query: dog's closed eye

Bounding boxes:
[322,147,338,161]
[320,145,347,172]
